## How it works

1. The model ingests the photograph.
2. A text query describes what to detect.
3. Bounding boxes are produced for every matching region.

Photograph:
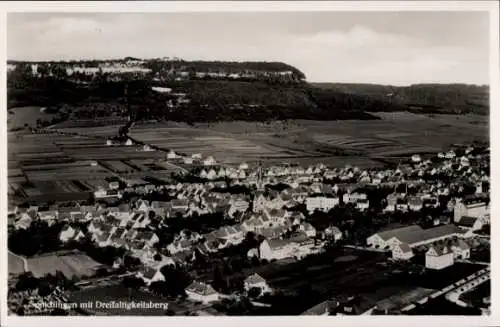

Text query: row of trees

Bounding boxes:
[8,220,66,257]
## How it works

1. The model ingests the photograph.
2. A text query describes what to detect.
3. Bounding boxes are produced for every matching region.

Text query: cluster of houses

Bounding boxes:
[180,271,273,304]
[367,194,488,270]
[8,143,490,311]
[154,66,298,82]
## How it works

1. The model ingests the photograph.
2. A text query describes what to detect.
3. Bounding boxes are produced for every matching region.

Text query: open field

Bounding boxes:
[23,251,104,279]
[129,112,487,168]
[8,252,26,276]
[7,106,58,129]
[374,287,435,311]
[68,285,170,315]
[54,125,122,138]
[8,128,177,202]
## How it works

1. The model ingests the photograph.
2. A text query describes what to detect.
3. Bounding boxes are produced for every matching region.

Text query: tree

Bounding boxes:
[15,272,39,292]
[154,253,162,261]
[38,280,53,297]
[251,255,261,267]
[149,210,156,221]
[159,265,191,296]
[248,287,262,298]
[95,267,110,277]
[123,255,141,270]
[212,265,225,292]
[123,276,145,290]
[165,308,176,316]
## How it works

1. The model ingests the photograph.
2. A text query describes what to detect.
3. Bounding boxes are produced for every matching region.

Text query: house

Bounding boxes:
[408,197,423,211]
[109,181,120,190]
[450,239,471,260]
[299,223,317,238]
[59,225,85,243]
[342,192,367,204]
[192,153,202,160]
[384,193,404,212]
[456,216,484,232]
[244,273,271,293]
[203,156,217,166]
[228,198,250,217]
[167,239,192,255]
[185,282,220,303]
[324,226,343,241]
[454,198,488,222]
[306,196,339,213]
[424,198,440,209]
[395,198,409,212]
[411,154,422,163]
[253,192,268,212]
[137,267,165,286]
[259,239,296,261]
[356,199,370,211]
[425,245,454,270]
[38,210,58,223]
[95,232,112,247]
[132,213,151,229]
[392,243,414,260]
[366,224,463,250]
[15,214,33,230]
[433,216,451,226]
[167,150,177,159]
[137,231,159,248]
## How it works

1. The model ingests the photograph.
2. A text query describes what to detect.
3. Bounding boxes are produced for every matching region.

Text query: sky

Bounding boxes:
[7,11,490,85]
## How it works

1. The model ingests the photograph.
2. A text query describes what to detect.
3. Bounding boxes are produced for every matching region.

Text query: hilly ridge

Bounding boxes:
[7,59,489,124]
[312,83,489,115]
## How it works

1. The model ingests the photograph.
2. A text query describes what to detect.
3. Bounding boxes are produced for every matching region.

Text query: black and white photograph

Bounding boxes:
[1,1,498,324]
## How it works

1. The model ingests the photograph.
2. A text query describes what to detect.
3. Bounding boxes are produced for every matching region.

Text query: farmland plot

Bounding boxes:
[25,252,103,279]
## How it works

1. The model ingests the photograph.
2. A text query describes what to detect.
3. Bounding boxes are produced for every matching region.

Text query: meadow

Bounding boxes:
[24,252,103,279]
[128,112,488,168]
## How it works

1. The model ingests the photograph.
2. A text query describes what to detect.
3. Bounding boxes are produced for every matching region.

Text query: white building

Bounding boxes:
[259,239,296,261]
[356,199,370,211]
[58,225,85,243]
[203,156,217,166]
[167,150,177,159]
[366,224,464,251]
[425,245,454,270]
[411,154,422,163]
[306,196,339,213]
[450,239,471,260]
[324,226,343,241]
[453,199,488,222]
[343,192,367,204]
[137,267,165,286]
[392,243,414,260]
[244,273,271,294]
[185,282,220,303]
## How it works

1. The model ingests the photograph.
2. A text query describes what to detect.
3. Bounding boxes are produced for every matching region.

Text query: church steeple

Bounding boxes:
[256,161,264,191]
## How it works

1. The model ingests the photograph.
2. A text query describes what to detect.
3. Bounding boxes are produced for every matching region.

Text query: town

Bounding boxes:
[6,10,492,318]
[7,137,491,316]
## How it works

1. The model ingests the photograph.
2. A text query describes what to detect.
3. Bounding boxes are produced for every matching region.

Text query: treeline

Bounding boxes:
[145,60,306,78]
[7,76,385,122]
[312,82,489,115]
